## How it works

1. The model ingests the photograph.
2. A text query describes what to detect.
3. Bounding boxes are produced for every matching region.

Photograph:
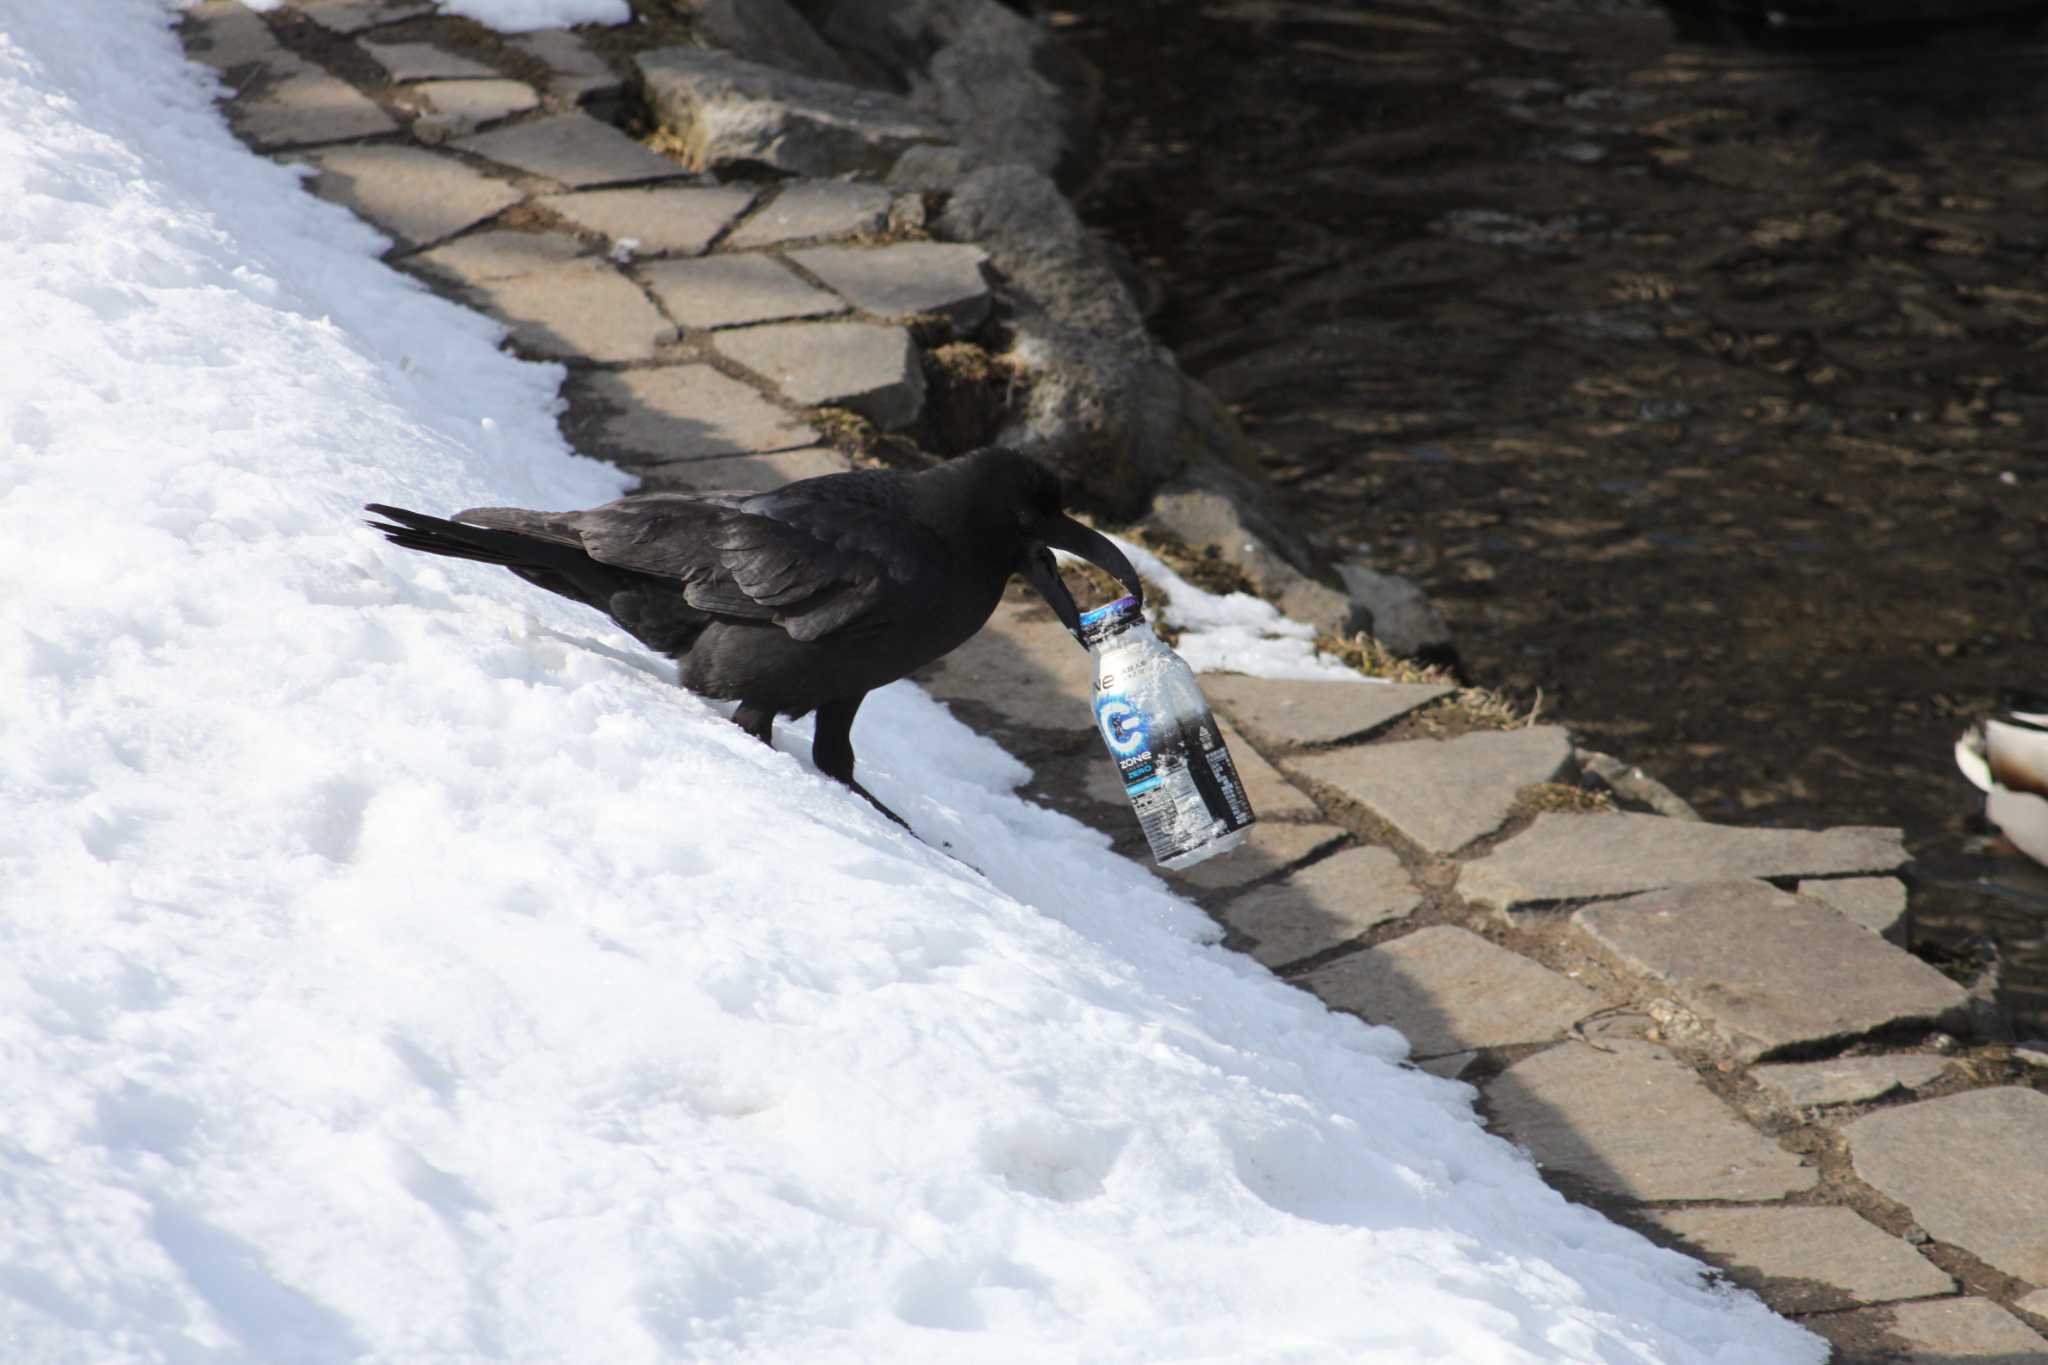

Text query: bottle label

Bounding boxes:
[1095,694,1162,795]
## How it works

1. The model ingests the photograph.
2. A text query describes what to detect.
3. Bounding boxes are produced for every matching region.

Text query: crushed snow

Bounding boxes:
[0,3,1822,1362]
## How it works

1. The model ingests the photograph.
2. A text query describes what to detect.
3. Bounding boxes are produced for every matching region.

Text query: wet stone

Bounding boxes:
[1844,1087,2048,1283]
[579,365,815,463]
[1797,875,1909,937]
[538,186,756,257]
[506,30,621,103]
[1220,845,1419,969]
[1288,725,1573,855]
[635,445,851,495]
[237,64,399,148]
[1642,1206,1955,1312]
[640,255,845,331]
[1458,811,1910,912]
[408,80,540,144]
[412,230,672,364]
[359,39,499,82]
[1571,880,1967,1062]
[637,46,949,179]
[725,182,893,248]
[299,145,522,251]
[455,114,686,189]
[713,321,924,430]
[1749,1054,1952,1109]
[1300,925,1600,1058]
[1199,675,1452,750]
[788,243,992,328]
[1172,823,1347,892]
[1216,719,1321,822]
[290,0,433,35]
[1484,1039,1819,1202]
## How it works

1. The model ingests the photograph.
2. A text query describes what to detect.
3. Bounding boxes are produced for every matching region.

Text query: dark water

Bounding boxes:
[1059,0,2048,1032]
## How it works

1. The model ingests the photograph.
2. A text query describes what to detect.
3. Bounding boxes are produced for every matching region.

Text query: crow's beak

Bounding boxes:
[1019,515,1144,641]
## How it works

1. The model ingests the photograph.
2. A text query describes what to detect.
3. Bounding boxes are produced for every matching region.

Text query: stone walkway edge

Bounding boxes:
[181,4,2048,1359]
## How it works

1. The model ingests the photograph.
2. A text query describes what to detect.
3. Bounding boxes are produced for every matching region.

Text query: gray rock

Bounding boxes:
[506,30,621,103]
[714,321,924,429]
[291,0,433,35]
[237,63,399,148]
[455,114,687,189]
[578,365,816,464]
[1301,925,1600,1057]
[412,230,673,363]
[636,47,949,179]
[300,144,522,251]
[788,242,991,328]
[2016,1287,2048,1323]
[1289,726,1574,855]
[1172,822,1348,893]
[359,39,499,82]
[1198,675,1452,750]
[1336,561,1453,659]
[678,0,853,83]
[635,445,852,495]
[1797,875,1909,937]
[1214,719,1321,822]
[1458,811,1910,912]
[1844,1087,2048,1283]
[1876,1298,2048,1361]
[1642,1206,1954,1312]
[1145,487,1357,634]
[1574,748,1701,821]
[1485,1039,1819,1202]
[183,1,286,75]
[1573,881,1967,1062]
[640,255,846,331]
[1220,846,1419,969]
[888,143,971,190]
[725,182,892,248]
[538,186,757,257]
[799,0,1090,178]
[408,80,540,144]
[1749,1055,1953,1109]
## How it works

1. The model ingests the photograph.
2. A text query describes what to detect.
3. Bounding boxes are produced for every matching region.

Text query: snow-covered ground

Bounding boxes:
[0,3,1823,1361]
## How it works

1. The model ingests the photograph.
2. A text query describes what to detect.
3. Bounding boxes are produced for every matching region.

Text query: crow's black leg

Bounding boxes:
[814,692,906,827]
[731,700,775,745]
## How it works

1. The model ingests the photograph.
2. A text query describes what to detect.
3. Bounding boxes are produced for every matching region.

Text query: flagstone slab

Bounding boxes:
[1220,846,1419,969]
[1288,726,1572,855]
[455,114,686,189]
[409,79,540,144]
[1852,1298,2048,1361]
[238,63,399,148]
[713,321,924,430]
[539,186,757,257]
[788,243,992,328]
[1217,719,1320,822]
[638,46,949,178]
[636,446,851,495]
[1199,675,1452,749]
[1172,823,1349,892]
[1844,1087,2048,1283]
[185,1,287,74]
[1749,1054,1952,1110]
[507,30,622,102]
[360,39,499,82]
[1644,1206,1953,1312]
[301,144,522,250]
[290,0,433,35]
[1485,1039,1819,1202]
[1458,811,1910,911]
[1301,925,1599,1057]
[1797,875,1909,936]
[641,255,846,331]
[413,230,671,363]
[579,365,815,463]
[725,182,893,248]
[1572,880,1966,1062]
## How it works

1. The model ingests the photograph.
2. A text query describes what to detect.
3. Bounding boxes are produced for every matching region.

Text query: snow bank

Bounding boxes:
[0,4,1822,1361]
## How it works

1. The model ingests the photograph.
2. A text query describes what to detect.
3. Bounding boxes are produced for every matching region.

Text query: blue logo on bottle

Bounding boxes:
[1096,694,1149,757]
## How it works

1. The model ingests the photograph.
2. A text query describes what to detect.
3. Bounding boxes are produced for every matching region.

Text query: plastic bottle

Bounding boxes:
[1079,595,1256,869]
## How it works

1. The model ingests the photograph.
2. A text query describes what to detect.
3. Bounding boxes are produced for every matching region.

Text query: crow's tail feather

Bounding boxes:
[363,503,590,575]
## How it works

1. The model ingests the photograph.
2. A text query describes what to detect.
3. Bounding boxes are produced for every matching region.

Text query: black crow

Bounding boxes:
[364,446,1142,824]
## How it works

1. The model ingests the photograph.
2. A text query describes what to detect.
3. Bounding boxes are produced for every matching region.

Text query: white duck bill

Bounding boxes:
[1985,716,2048,797]
[1988,786,2048,866]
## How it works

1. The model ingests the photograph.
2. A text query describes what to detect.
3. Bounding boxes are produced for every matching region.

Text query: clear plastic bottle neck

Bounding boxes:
[1078,595,1149,651]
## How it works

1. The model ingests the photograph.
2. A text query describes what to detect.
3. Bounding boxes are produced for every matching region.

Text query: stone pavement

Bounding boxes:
[180,5,2048,1359]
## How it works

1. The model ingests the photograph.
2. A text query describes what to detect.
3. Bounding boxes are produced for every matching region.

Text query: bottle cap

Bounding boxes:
[1078,594,1144,647]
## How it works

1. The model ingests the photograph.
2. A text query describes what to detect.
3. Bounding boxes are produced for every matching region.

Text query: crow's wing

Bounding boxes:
[567,473,947,642]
